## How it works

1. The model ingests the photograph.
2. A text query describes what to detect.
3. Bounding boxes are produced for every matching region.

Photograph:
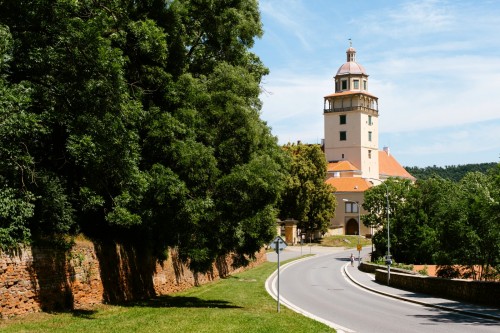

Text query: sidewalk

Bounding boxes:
[344,262,500,322]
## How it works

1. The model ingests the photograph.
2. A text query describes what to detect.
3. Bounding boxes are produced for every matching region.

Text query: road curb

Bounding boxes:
[343,264,500,322]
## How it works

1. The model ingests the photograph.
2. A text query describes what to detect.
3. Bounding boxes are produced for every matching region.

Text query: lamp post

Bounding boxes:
[364,178,391,285]
[343,199,361,266]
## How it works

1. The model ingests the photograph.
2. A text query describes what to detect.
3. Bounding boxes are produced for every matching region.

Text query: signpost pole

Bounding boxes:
[276,238,280,313]
[270,236,287,313]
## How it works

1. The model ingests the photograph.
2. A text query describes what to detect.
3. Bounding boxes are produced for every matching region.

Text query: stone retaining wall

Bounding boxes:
[0,240,265,318]
[374,269,500,307]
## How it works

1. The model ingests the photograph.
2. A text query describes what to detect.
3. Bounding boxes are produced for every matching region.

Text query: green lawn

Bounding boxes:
[0,259,335,333]
[319,235,372,248]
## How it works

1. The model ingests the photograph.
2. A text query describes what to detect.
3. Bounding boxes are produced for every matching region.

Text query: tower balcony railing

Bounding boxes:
[323,106,378,115]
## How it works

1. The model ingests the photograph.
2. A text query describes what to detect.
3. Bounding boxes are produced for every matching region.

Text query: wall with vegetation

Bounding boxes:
[0,240,265,318]
[374,269,500,307]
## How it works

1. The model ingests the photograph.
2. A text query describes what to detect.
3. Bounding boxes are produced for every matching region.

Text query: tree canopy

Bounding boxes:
[363,169,500,281]
[0,0,288,272]
[278,143,336,235]
[404,162,497,182]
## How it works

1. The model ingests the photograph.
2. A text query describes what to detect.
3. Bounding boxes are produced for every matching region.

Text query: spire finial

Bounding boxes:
[346,39,356,62]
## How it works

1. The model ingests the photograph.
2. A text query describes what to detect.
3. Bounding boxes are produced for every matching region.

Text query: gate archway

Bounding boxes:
[345,218,359,235]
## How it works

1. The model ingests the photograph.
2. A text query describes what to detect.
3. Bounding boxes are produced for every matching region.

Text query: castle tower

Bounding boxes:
[323,45,379,179]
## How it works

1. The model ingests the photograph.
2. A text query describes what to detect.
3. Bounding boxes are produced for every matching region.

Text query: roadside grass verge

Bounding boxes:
[0,258,335,333]
[319,235,371,248]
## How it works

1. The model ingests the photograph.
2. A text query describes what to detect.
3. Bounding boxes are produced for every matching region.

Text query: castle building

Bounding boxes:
[323,45,414,236]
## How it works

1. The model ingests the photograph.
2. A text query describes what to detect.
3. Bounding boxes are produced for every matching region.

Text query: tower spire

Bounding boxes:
[346,39,356,62]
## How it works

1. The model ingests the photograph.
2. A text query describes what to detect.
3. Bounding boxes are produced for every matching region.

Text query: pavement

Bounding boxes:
[267,245,500,322]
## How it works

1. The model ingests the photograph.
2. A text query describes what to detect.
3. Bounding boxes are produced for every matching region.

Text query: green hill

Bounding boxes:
[404,162,498,182]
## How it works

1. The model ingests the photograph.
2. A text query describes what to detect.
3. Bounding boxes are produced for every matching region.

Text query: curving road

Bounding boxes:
[266,248,499,333]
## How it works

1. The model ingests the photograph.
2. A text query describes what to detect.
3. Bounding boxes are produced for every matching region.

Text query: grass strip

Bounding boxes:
[1,258,335,333]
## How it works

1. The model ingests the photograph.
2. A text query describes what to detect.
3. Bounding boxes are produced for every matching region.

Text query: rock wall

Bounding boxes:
[0,240,265,318]
[374,269,500,307]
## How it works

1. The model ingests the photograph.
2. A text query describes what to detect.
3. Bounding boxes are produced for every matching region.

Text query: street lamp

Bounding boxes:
[363,178,391,285]
[343,198,361,266]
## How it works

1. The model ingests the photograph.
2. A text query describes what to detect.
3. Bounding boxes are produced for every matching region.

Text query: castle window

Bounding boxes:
[368,131,372,141]
[368,115,372,125]
[368,150,372,159]
[340,115,346,124]
[340,131,347,141]
[345,202,358,213]
[341,80,347,90]
[353,80,359,89]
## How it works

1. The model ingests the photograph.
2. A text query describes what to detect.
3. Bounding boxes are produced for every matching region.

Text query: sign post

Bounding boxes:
[270,236,287,312]
[357,243,362,266]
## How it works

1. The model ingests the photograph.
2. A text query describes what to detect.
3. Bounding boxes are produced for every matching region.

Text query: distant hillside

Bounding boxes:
[404,162,498,182]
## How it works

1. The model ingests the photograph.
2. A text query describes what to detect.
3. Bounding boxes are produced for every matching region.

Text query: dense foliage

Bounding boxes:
[363,167,500,281]
[278,143,336,235]
[0,0,288,272]
[405,162,497,182]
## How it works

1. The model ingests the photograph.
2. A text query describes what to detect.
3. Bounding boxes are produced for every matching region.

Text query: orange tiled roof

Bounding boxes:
[325,177,372,193]
[327,160,360,172]
[324,90,378,99]
[379,150,415,180]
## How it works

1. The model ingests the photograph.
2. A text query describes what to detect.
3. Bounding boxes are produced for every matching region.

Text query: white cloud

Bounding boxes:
[391,0,454,31]
[259,0,320,51]
[259,71,332,144]
[255,0,500,166]
[371,55,500,133]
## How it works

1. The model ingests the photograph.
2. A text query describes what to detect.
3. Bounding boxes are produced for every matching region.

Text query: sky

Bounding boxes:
[252,0,500,167]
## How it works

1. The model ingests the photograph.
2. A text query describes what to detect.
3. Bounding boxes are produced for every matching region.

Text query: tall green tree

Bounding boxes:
[435,172,500,280]
[0,0,286,272]
[278,143,335,235]
[0,24,38,249]
[363,178,412,261]
[364,172,500,280]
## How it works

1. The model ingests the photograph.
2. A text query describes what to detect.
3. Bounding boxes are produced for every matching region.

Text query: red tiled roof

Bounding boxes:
[325,177,372,193]
[324,90,378,99]
[379,151,415,180]
[327,161,360,172]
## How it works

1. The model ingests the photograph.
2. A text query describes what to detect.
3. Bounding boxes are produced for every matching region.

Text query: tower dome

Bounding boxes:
[336,46,367,75]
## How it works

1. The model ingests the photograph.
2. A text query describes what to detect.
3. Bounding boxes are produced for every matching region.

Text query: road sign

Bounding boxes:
[270,236,287,254]
[270,236,287,313]
[357,244,362,251]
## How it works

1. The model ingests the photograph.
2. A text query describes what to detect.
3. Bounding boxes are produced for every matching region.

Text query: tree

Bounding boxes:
[435,172,500,280]
[363,178,412,261]
[0,0,286,272]
[0,24,38,249]
[363,172,500,281]
[278,143,335,235]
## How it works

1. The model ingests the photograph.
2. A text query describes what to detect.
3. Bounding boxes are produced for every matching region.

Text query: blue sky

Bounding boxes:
[252,0,500,167]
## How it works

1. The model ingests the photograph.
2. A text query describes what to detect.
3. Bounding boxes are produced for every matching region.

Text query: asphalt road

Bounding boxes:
[266,247,499,333]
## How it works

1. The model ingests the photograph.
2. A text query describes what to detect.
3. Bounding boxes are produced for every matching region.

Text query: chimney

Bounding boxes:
[383,146,390,156]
